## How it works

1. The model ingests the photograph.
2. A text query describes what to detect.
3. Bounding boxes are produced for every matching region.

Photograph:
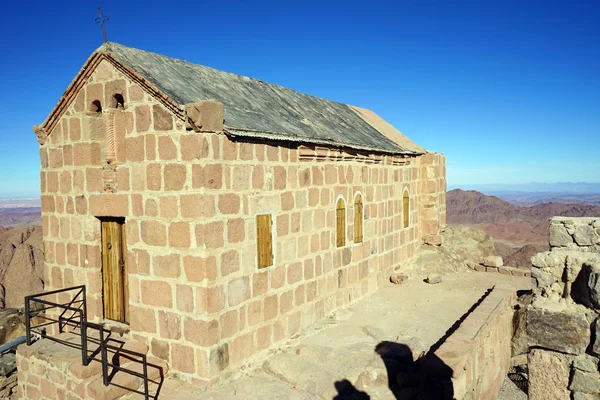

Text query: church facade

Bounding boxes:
[31,42,446,384]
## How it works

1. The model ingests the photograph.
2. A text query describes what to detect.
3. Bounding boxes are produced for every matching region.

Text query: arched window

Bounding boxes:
[336,197,346,247]
[403,189,410,228]
[354,194,363,243]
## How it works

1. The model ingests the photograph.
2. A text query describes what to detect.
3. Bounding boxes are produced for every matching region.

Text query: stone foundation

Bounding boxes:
[16,333,167,400]
[527,217,600,400]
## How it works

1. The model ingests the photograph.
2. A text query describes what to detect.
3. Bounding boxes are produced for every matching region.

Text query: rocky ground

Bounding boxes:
[142,272,530,399]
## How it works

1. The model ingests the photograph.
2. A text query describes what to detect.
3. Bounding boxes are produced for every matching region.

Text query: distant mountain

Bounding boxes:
[446,189,600,265]
[484,192,600,206]
[0,196,41,227]
[448,182,600,194]
[0,207,41,227]
[447,189,600,225]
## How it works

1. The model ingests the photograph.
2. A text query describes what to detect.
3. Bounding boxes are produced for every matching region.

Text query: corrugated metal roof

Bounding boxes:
[102,42,423,155]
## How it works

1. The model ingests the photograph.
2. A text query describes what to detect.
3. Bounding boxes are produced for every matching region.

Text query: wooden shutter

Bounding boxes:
[256,214,273,269]
[336,198,346,247]
[354,195,363,243]
[403,191,409,228]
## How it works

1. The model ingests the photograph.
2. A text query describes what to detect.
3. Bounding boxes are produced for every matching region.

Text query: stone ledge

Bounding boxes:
[422,286,515,399]
[467,262,530,277]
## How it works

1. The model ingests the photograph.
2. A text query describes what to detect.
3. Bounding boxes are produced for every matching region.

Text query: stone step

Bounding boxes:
[87,356,168,400]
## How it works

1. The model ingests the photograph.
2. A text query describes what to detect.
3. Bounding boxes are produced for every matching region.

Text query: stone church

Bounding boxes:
[26,42,446,387]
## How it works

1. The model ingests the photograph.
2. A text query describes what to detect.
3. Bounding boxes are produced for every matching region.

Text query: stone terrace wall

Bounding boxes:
[527,217,600,399]
[34,59,447,385]
[424,286,515,400]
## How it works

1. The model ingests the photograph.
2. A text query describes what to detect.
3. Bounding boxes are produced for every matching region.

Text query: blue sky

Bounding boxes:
[0,0,598,197]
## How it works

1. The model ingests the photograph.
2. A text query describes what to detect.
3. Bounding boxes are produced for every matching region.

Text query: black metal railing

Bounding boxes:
[24,285,152,399]
[25,285,89,366]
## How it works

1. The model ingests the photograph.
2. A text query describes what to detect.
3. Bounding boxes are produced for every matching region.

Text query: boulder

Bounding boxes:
[425,274,441,284]
[483,256,503,268]
[0,354,15,377]
[531,251,567,269]
[0,308,26,345]
[390,273,408,285]
[528,349,573,400]
[527,306,590,355]
[573,225,599,246]
[550,223,574,247]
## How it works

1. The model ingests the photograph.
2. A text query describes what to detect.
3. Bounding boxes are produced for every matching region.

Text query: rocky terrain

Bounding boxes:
[0,226,44,309]
[446,189,600,267]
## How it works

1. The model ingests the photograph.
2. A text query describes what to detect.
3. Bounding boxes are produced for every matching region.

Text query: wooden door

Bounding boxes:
[101,218,129,323]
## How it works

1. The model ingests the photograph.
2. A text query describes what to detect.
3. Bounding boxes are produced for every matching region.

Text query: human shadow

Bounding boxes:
[375,341,454,400]
[333,379,370,400]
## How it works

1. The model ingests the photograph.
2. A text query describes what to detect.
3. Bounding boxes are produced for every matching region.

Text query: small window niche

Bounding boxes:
[256,214,274,269]
[113,93,125,109]
[336,197,346,247]
[90,100,103,113]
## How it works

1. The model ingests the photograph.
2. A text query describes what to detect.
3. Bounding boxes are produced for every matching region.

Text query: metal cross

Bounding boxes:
[94,7,110,43]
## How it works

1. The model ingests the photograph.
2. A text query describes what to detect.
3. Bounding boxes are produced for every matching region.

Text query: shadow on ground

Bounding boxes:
[332,341,454,400]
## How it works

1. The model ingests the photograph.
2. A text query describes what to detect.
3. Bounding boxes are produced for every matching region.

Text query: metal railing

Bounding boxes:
[24,285,151,399]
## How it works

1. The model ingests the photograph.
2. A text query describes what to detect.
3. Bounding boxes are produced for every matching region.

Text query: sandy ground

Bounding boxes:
[144,271,530,400]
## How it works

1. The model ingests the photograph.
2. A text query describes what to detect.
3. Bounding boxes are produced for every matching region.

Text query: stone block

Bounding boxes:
[185,100,224,132]
[474,264,486,272]
[528,349,572,400]
[483,256,503,268]
[590,273,600,310]
[572,392,600,400]
[550,223,574,247]
[574,225,599,246]
[570,369,600,394]
[498,266,512,276]
[425,274,442,284]
[141,280,172,308]
[164,164,187,191]
[572,355,599,373]
[88,194,128,217]
[531,250,568,271]
[153,104,173,131]
[527,305,590,355]
[532,267,558,290]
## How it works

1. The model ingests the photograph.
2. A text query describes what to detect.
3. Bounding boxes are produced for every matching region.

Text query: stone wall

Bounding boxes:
[549,217,600,252]
[32,59,447,385]
[424,286,515,399]
[419,153,446,245]
[527,217,600,399]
